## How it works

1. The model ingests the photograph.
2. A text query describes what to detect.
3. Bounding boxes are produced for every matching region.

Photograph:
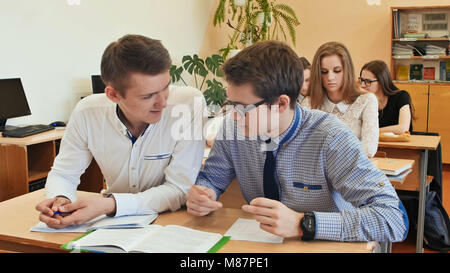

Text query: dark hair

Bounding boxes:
[222,40,303,109]
[299,57,311,70]
[309,41,364,109]
[100,34,172,96]
[360,60,415,119]
[360,60,399,96]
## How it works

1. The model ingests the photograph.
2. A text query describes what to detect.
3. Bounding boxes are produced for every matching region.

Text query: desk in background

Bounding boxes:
[0,130,104,202]
[378,134,441,253]
[0,189,376,253]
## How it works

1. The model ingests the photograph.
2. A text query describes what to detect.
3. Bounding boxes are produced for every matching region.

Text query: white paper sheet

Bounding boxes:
[224,218,283,243]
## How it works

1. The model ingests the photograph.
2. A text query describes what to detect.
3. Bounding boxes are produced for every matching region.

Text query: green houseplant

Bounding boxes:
[170,54,227,115]
[214,0,300,59]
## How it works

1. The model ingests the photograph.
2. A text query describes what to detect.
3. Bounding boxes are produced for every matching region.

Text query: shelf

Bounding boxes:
[28,170,49,182]
[393,38,450,42]
[392,56,450,60]
[393,81,450,85]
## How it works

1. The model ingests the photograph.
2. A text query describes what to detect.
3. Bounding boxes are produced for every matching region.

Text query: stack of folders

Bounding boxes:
[370,158,414,182]
[425,45,446,56]
[393,43,414,58]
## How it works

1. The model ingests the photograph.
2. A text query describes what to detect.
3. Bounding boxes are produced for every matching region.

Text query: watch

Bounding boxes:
[300,212,316,241]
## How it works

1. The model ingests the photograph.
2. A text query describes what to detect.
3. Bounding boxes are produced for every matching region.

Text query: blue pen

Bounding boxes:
[53,211,70,217]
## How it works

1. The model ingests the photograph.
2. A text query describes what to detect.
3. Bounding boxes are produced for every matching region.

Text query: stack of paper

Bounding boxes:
[393,43,414,58]
[425,45,446,56]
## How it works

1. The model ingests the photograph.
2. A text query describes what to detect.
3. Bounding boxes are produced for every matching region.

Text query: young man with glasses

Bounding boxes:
[186,41,408,243]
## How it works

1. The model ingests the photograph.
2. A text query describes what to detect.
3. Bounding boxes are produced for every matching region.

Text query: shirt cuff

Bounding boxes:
[109,193,139,217]
[313,211,343,241]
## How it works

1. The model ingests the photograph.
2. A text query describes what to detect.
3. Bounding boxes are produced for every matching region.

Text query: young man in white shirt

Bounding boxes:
[35,34,206,228]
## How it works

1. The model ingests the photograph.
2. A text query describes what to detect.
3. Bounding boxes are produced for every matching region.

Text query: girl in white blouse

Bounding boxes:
[301,42,379,157]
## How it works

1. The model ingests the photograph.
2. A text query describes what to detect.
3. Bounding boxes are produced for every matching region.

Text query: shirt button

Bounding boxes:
[303,186,308,191]
[379,182,385,187]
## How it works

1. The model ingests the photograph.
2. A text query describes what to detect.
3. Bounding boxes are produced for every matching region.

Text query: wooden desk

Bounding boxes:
[0,189,375,253]
[0,129,104,202]
[378,134,441,253]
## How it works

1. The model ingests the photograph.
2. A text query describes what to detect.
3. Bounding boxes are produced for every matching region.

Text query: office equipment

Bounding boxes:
[49,121,66,127]
[2,124,54,138]
[62,224,228,253]
[91,75,106,94]
[28,178,46,192]
[0,78,31,131]
[31,213,158,233]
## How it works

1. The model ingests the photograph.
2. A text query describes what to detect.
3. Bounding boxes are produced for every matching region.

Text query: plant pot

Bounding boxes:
[233,0,247,7]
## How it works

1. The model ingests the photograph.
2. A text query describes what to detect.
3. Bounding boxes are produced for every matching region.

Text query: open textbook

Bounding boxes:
[62,225,230,253]
[30,214,158,233]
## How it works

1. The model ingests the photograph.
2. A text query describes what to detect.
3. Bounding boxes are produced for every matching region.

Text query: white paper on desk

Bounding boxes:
[30,214,158,233]
[224,218,284,243]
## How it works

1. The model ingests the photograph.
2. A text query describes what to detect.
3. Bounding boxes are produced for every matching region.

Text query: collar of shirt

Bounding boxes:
[260,105,301,153]
[323,95,349,114]
[114,105,153,143]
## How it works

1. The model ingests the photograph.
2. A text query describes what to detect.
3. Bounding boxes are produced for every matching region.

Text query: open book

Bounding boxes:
[30,214,158,233]
[62,225,230,253]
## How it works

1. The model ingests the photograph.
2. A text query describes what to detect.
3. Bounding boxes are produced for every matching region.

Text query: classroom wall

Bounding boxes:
[0,0,215,126]
[200,0,450,75]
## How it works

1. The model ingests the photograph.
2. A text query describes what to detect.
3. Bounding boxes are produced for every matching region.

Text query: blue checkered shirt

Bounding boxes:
[196,105,408,242]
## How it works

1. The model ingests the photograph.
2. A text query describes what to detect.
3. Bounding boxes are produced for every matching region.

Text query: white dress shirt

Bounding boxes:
[45,85,206,217]
[301,92,379,157]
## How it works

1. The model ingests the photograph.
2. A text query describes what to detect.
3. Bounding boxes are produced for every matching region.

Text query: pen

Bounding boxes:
[52,211,70,217]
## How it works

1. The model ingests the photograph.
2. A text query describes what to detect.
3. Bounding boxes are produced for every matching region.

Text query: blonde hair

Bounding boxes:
[309,41,364,109]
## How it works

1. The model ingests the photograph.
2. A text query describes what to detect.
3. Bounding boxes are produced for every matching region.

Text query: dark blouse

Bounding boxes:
[379,90,413,132]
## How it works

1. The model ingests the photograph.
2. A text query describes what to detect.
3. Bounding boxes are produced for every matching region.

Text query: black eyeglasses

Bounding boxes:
[358,77,378,87]
[225,99,267,117]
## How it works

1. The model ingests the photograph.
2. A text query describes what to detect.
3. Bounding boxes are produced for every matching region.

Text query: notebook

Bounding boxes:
[62,225,230,253]
[387,168,412,182]
[30,214,158,233]
[370,158,414,176]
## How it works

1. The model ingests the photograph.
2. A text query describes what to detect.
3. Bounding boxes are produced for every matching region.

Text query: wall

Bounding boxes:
[0,0,215,125]
[200,0,450,75]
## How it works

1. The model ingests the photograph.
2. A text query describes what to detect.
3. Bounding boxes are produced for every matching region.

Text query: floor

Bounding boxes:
[391,164,450,253]
[219,166,450,253]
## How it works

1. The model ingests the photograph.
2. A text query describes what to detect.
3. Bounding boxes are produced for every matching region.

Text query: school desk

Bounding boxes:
[0,189,376,253]
[378,134,441,253]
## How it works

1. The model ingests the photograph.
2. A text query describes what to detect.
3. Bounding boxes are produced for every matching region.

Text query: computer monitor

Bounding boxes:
[0,78,31,131]
[91,75,106,94]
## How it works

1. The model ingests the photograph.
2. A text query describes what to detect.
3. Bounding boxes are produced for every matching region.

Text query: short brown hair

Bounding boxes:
[100,34,172,96]
[222,40,303,109]
[309,41,364,109]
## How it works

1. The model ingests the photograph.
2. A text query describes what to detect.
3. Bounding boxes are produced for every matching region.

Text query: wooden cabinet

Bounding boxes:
[395,83,429,132]
[428,84,450,163]
[395,82,450,163]
[0,130,103,202]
